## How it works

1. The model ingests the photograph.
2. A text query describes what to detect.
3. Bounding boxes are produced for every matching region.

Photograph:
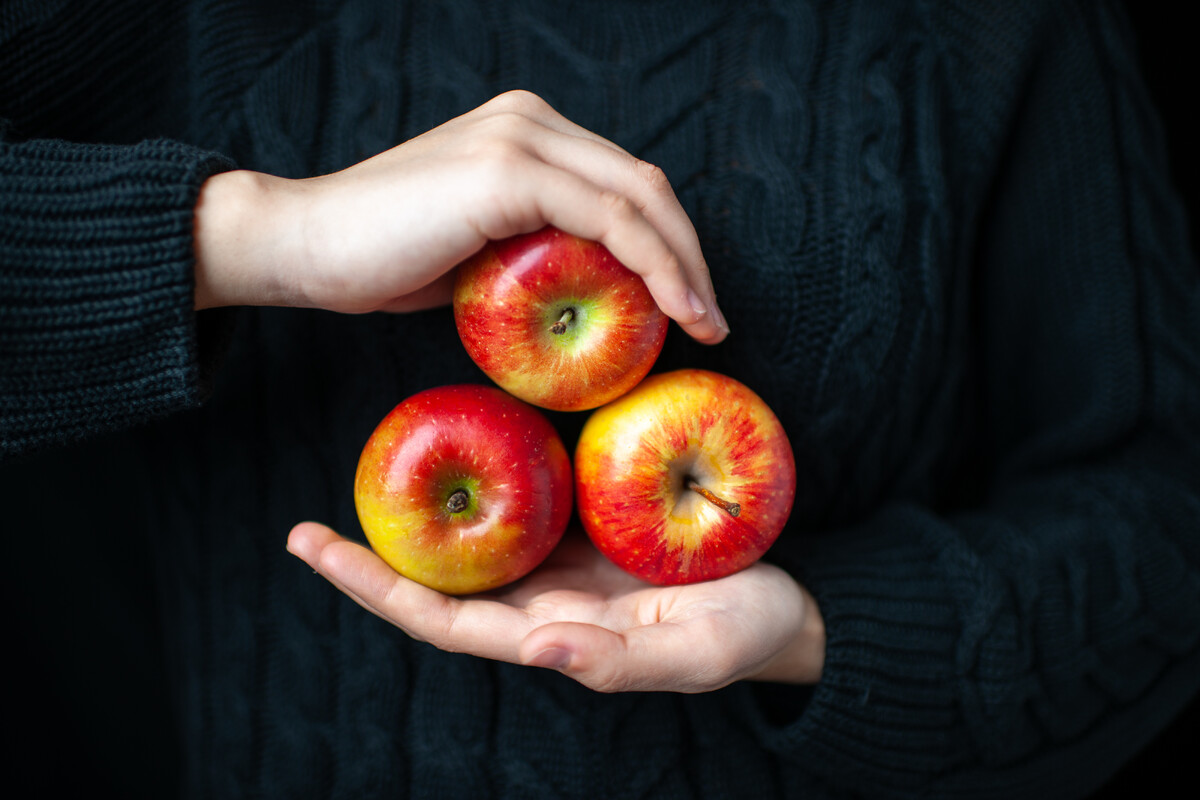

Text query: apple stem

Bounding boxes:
[550,308,574,335]
[686,478,741,517]
[446,488,470,514]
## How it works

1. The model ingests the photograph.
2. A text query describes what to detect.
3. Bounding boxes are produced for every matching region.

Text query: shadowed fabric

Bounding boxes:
[2,1,1198,798]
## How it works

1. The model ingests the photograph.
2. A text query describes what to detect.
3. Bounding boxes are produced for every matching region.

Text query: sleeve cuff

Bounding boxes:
[1,135,236,457]
[746,507,969,793]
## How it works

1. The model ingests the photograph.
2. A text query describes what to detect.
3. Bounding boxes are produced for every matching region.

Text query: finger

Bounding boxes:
[522,133,728,342]
[456,91,728,344]
[471,90,631,156]
[287,521,424,632]
[287,520,342,565]
[519,619,741,694]
[287,522,535,662]
[483,158,727,344]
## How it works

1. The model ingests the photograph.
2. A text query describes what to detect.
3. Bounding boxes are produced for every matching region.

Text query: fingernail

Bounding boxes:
[713,303,730,333]
[285,536,306,560]
[686,288,709,320]
[528,647,572,671]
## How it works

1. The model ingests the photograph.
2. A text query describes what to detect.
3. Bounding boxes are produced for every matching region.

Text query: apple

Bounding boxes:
[453,226,668,412]
[574,369,796,585]
[354,384,573,595]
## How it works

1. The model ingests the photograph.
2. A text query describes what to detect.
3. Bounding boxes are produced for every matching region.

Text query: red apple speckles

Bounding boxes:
[574,369,796,585]
[453,227,668,412]
[354,384,573,595]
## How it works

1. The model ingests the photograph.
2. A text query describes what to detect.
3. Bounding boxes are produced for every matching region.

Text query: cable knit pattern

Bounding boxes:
[3,1,1199,798]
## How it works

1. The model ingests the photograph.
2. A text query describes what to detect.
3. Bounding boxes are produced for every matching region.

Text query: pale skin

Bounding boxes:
[194,90,825,692]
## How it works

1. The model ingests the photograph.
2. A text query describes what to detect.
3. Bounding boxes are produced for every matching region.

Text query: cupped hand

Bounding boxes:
[195,90,728,344]
[286,522,824,693]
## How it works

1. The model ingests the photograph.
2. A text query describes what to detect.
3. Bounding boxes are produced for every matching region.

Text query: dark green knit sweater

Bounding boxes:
[3,1,1198,798]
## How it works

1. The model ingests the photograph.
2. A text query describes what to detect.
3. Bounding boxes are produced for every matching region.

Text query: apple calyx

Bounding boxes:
[446,488,470,514]
[685,477,741,517]
[550,307,575,335]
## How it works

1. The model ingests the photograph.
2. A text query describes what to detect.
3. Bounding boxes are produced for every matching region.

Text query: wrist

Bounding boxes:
[749,583,826,685]
[193,169,296,309]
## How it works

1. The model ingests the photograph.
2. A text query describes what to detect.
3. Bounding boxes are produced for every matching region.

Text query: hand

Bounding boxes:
[286,523,824,693]
[194,90,728,344]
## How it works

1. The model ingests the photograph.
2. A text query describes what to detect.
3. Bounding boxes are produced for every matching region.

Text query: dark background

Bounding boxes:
[1090,2,1199,793]
[2,3,1196,797]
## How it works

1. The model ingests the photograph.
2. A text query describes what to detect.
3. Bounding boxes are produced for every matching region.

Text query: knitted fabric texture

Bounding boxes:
[3,1,1199,798]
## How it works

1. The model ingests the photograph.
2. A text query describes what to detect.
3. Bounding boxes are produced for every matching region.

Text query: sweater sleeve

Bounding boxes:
[743,2,1200,797]
[1,131,235,459]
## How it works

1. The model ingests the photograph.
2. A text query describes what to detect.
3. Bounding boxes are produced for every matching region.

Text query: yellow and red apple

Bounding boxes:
[574,369,796,585]
[453,226,668,412]
[354,384,573,595]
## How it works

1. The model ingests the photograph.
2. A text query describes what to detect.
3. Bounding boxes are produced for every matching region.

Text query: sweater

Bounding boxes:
[3,1,1199,797]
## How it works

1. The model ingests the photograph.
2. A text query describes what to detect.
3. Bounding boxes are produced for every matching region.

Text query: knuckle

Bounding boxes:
[571,641,637,694]
[587,667,634,694]
[473,113,533,148]
[412,596,461,652]
[598,189,638,222]
[695,657,738,693]
[632,158,672,197]
[468,137,528,181]
[488,88,550,116]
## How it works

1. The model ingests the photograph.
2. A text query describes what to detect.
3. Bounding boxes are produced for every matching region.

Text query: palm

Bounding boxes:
[288,523,816,693]
[492,532,673,621]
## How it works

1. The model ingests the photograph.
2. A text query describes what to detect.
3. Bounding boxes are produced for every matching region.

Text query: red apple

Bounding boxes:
[574,369,796,585]
[453,226,668,412]
[354,384,572,595]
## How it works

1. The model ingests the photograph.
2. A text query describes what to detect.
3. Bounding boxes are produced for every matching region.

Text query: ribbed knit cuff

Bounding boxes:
[1,135,236,458]
[745,506,970,796]
[746,477,1200,797]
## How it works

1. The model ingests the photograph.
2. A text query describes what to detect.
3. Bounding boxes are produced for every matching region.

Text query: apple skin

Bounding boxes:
[574,369,796,585]
[453,226,668,412]
[354,384,573,595]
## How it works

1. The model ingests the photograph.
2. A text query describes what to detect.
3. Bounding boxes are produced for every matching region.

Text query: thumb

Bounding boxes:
[519,620,737,694]
[374,270,457,313]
